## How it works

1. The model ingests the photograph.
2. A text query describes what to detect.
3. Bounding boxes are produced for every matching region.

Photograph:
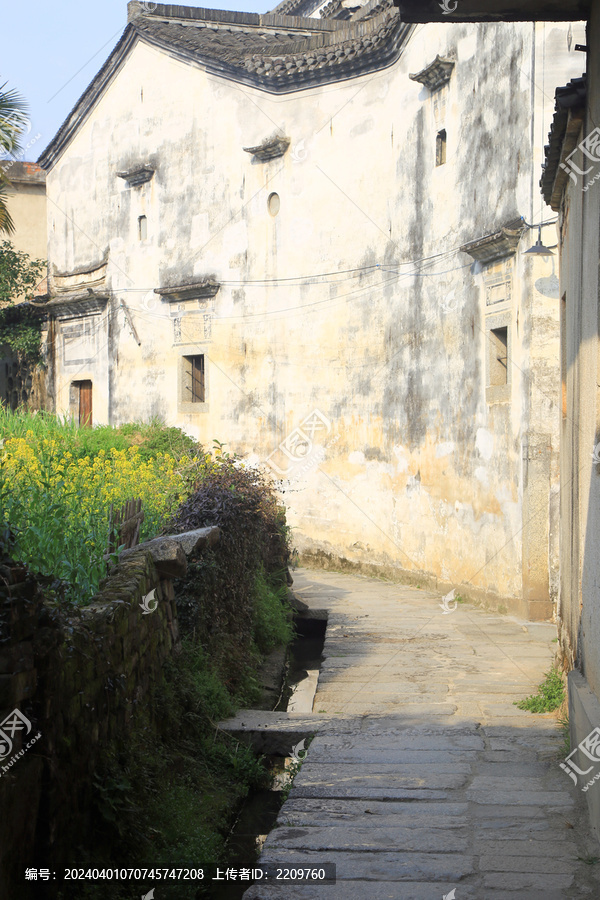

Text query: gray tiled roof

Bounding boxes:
[134,3,408,86]
[39,2,412,169]
[270,0,324,16]
[541,75,586,210]
[135,18,316,65]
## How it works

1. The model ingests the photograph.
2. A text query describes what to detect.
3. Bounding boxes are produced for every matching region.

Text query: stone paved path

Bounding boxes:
[242,568,600,899]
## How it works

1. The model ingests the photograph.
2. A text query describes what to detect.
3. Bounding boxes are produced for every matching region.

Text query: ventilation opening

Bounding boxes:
[436,129,447,166]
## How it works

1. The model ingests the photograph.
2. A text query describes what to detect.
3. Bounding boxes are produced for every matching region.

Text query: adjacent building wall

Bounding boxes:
[553,9,600,693]
[0,161,49,411]
[577,0,600,710]
[0,161,47,295]
[530,0,600,839]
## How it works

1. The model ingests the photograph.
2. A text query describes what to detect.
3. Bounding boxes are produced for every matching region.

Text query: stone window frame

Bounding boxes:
[61,315,100,367]
[480,255,514,314]
[177,346,210,415]
[485,310,512,405]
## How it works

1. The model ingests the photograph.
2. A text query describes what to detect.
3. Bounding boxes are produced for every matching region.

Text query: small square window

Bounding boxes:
[436,129,447,166]
[183,354,205,403]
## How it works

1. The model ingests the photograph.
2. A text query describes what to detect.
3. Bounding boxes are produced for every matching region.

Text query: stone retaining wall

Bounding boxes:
[0,553,44,900]
[0,526,218,900]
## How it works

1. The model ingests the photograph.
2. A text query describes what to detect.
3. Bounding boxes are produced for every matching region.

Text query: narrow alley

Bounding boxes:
[238,569,600,899]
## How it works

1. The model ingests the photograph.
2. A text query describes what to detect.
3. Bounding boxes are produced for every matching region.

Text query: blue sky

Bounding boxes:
[2,0,272,163]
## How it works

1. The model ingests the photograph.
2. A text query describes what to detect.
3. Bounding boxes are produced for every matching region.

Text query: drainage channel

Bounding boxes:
[207,613,327,900]
[276,616,327,714]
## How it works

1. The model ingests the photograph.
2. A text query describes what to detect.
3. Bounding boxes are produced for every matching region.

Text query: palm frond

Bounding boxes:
[0,179,15,235]
[0,82,30,159]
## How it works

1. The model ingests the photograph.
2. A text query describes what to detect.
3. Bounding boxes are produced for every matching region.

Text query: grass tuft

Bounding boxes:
[514,667,566,713]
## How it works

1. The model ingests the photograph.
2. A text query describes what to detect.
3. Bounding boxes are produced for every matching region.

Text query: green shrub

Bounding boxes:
[167,458,291,688]
[157,641,236,732]
[252,568,294,656]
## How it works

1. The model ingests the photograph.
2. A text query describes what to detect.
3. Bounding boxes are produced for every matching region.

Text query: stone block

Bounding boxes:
[266,823,466,853]
[243,885,478,900]
[483,872,574,891]
[165,526,220,556]
[144,540,187,578]
[259,850,475,882]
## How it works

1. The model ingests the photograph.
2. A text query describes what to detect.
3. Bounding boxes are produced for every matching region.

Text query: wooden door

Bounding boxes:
[79,380,92,426]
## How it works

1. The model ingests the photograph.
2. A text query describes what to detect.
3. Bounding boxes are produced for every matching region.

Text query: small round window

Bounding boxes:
[268,192,280,216]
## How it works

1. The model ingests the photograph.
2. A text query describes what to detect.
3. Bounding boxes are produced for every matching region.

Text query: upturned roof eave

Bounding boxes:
[541,76,587,210]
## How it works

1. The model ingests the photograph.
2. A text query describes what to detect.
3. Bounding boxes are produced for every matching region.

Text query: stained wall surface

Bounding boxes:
[42,16,585,613]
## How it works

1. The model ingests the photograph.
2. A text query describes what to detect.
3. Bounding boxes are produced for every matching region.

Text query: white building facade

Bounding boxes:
[38,1,585,617]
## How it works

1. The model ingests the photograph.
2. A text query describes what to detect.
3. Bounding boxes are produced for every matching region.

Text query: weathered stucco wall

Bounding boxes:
[576,4,600,704]
[43,18,584,616]
[1,164,47,282]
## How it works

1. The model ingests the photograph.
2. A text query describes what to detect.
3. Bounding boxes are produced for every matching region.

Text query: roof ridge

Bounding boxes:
[269,0,324,16]
[127,1,340,30]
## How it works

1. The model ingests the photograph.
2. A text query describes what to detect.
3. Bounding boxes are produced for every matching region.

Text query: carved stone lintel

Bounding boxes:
[154,278,221,302]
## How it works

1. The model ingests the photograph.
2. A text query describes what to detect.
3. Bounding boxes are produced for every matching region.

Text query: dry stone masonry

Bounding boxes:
[0,526,218,900]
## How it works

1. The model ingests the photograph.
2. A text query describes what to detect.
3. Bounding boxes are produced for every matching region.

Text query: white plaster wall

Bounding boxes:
[44,18,584,605]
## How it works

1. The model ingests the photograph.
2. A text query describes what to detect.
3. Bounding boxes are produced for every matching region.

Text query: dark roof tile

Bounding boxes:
[39,3,411,169]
